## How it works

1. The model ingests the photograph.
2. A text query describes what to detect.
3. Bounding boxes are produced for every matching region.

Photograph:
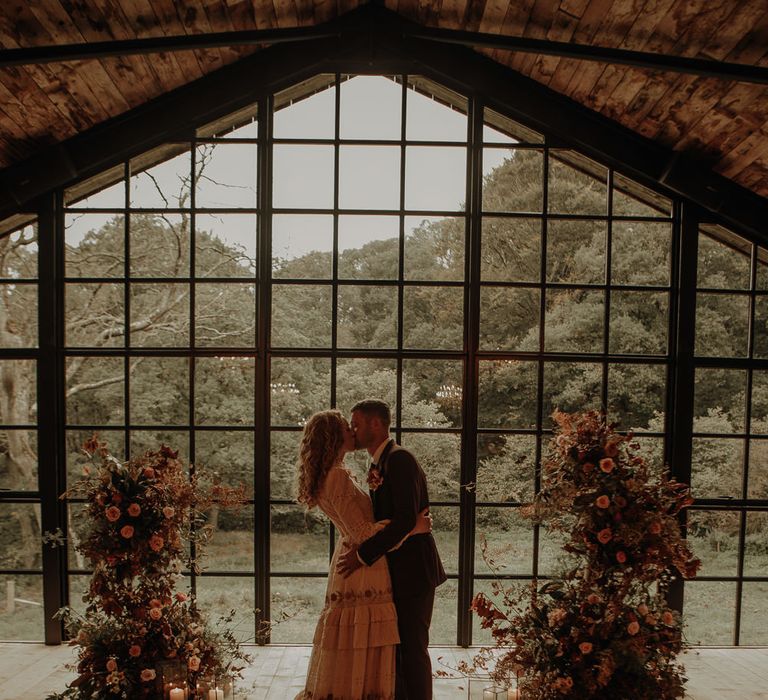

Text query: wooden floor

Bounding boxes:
[1,644,767,699]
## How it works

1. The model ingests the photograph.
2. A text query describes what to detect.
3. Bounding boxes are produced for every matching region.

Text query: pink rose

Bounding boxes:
[129,644,141,658]
[595,495,610,509]
[140,669,156,682]
[597,528,612,544]
[127,503,141,517]
[367,468,384,492]
[105,506,121,522]
[175,592,188,602]
[149,607,162,620]
[599,458,614,473]
[106,659,117,672]
[638,604,649,616]
[120,525,134,539]
[188,656,201,671]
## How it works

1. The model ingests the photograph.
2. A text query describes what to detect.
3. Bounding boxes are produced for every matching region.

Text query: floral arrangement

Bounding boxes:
[49,437,250,699]
[468,410,701,699]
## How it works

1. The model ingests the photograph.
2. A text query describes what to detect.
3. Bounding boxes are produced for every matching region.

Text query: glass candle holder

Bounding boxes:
[483,687,507,700]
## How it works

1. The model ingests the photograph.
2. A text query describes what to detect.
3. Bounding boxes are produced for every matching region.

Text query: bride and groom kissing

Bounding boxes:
[295,399,447,700]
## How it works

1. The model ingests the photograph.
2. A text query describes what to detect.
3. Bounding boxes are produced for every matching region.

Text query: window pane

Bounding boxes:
[407,80,467,142]
[337,285,398,349]
[405,146,466,211]
[65,283,124,347]
[130,357,189,425]
[743,512,768,577]
[66,357,124,425]
[270,576,327,643]
[274,81,335,139]
[475,508,534,576]
[538,526,569,575]
[480,287,540,351]
[203,507,254,572]
[695,293,749,358]
[740,583,768,644]
[129,283,189,347]
[336,358,397,417]
[65,172,124,208]
[195,358,254,425]
[66,429,124,486]
[271,504,329,574]
[339,145,400,210]
[130,213,188,278]
[65,214,125,277]
[339,215,399,280]
[271,284,332,348]
[476,434,536,502]
[131,430,189,463]
[545,290,604,353]
[431,578,458,646]
[757,249,768,290]
[684,581,736,645]
[195,143,257,208]
[431,506,459,574]
[0,359,36,425]
[611,221,672,286]
[0,574,43,641]
[273,214,333,279]
[754,296,768,359]
[548,151,607,215]
[194,576,254,642]
[0,429,37,491]
[273,145,334,209]
[607,363,665,432]
[543,362,602,419]
[400,432,460,501]
[195,283,256,347]
[195,214,257,278]
[690,438,743,499]
[478,360,538,430]
[404,216,464,282]
[748,439,768,499]
[687,509,740,577]
[0,504,41,570]
[340,75,401,140]
[482,149,543,213]
[697,230,751,290]
[270,357,330,427]
[609,291,669,355]
[271,430,301,500]
[130,150,191,208]
[546,220,606,284]
[403,286,463,350]
[481,216,540,282]
[693,368,747,433]
[402,360,462,428]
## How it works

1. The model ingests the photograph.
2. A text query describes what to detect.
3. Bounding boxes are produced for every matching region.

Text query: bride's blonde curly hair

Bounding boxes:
[296,409,347,508]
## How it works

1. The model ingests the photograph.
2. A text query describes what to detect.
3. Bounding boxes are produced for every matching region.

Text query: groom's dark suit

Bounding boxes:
[358,439,447,700]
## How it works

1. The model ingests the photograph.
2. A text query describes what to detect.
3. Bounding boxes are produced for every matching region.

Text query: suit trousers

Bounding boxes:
[394,587,436,700]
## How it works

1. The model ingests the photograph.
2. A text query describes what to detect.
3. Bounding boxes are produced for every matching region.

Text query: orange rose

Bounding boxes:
[583,462,595,473]
[616,550,627,563]
[163,506,175,519]
[127,503,141,517]
[140,669,156,682]
[579,642,593,654]
[188,656,201,671]
[142,467,156,479]
[129,644,141,657]
[149,598,162,608]
[662,611,674,626]
[599,458,615,473]
[149,607,163,620]
[638,603,649,616]
[587,593,601,605]
[175,592,188,602]
[105,506,121,522]
[149,534,164,552]
[627,621,640,635]
[120,525,134,539]
[604,441,619,457]
[106,659,117,672]
[595,495,610,509]
[111,492,122,504]
[597,528,612,544]
[649,521,662,535]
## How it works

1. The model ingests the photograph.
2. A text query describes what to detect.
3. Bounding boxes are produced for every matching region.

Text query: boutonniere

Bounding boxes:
[367,465,384,491]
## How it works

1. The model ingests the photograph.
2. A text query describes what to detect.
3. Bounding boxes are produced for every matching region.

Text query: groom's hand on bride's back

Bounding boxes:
[337,546,364,578]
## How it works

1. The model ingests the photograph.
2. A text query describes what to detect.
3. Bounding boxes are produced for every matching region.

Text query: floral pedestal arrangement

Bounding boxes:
[48,438,249,699]
[469,410,701,700]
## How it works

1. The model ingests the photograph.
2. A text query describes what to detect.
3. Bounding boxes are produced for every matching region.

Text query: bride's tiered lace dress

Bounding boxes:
[297,466,399,700]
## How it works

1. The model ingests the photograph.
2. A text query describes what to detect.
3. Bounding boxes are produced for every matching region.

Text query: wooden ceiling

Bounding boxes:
[0,1,767,205]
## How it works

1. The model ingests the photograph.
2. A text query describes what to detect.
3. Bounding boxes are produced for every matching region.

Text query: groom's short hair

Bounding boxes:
[351,399,391,429]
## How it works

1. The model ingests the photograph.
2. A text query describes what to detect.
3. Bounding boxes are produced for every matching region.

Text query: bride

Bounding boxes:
[294,409,431,700]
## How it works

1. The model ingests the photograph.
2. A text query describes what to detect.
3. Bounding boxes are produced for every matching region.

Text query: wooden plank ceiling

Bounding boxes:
[0,0,767,199]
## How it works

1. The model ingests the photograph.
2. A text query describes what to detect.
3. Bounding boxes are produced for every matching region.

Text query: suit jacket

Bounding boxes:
[357,440,447,598]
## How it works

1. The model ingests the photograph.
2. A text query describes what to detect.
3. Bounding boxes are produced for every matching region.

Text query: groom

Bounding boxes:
[338,399,446,700]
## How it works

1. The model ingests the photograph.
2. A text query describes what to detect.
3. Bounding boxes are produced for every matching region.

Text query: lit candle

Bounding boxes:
[169,688,185,700]
[208,689,224,700]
